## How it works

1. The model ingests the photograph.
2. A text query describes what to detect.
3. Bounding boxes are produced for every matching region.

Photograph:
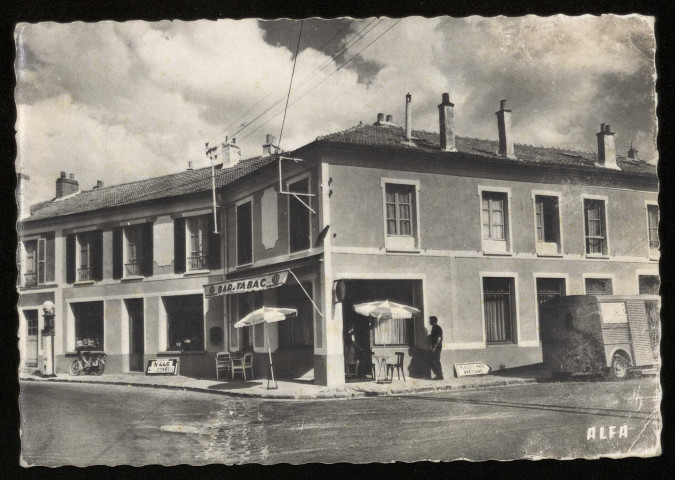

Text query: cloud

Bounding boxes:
[15,16,656,206]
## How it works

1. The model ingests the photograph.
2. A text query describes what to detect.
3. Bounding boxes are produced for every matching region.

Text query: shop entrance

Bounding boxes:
[24,310,39,368]
[126,299,144,372]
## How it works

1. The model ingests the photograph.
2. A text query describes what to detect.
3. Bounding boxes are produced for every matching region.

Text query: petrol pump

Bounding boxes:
[41,301,56,377]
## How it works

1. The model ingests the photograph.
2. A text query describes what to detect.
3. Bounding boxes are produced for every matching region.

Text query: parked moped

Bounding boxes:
[69,350,106,376]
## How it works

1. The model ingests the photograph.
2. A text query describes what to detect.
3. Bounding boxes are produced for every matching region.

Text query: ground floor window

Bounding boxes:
[638,275,660,295]
[165,295,204,351]
[277,282,314,347]
[73,301,104,350]
[483,277,516,344]
[536,278,566,304]
[585,277,613,295]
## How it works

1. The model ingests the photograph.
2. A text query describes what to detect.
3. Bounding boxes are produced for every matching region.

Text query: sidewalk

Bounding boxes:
[19,368,548,400]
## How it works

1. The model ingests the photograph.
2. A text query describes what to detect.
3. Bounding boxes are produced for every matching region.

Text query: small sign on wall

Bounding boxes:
[146,358,179,375]
[455,362,491,377]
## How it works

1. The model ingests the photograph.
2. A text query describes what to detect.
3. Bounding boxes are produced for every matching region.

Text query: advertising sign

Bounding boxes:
[204,271,289,298]
[455,362,491,377]
[600,302,628,324]
[146,358,179,375]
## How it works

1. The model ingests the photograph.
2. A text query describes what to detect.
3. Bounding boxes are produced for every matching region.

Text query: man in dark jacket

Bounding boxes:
[428,316,444,380]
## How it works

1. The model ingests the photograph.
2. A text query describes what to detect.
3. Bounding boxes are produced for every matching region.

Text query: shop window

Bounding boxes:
[481,191,510,253]
[277,282,314,348]
[384,182,418,251]
[585,277,613,295]
[73,302,104,350]
[236,202,253,266]
[584,199,608,256]
[172,215,220,274]
[289,177,311,253]
[638,275,660,295]
[165,295,204,351]
[534,195,561,255]
[483,277,516,344]
[21,233,55,287]
[647,204,659,257]
[66,231,102,283]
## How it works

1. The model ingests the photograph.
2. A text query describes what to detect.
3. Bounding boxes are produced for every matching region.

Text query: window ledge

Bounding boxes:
[121,275,144,282]
[235,263,253,270]
[74,280,96,285]
[183,269,211,276]
[536,252,563,258]
[482,251,513,257]
[585,254,610,259]
[486,343,518,347]
[19,283,58,290]
[385,248,421,254]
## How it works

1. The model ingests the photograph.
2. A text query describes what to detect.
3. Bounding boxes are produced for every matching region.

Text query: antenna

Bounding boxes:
[205,142,220,234]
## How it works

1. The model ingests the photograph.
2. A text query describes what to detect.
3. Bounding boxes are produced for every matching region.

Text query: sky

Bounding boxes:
[15,15,656,205]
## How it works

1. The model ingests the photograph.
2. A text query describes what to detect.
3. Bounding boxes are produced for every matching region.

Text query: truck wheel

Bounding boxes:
[610,353,629,380]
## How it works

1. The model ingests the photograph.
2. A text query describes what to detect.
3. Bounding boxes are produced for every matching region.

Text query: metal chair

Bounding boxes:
[215,352,232,380]
[231,352,254,381]
[386,352,406,381]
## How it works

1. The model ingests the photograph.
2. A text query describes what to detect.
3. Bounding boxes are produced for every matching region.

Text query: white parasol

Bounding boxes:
[353,300,420,349]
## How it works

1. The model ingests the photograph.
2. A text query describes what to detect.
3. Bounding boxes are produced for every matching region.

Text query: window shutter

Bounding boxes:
[37,238,46,284]
[45,234,55,283]
[141,222,154,276]
[92,231,104,281]
[208,213,221,270]
[66,234,76,283]
[112,227,123,279]
[174,218,186,273]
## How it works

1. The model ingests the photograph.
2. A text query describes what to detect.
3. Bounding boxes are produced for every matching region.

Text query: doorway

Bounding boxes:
[24,310,39,368]
[536,278,566,339]
[126,299,144,372]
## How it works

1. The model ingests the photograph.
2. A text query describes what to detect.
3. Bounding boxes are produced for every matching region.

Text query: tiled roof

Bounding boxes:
[24,156,276,222]
[316,123,657,176]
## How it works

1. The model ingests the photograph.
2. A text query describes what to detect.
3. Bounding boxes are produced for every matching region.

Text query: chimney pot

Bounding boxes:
[263,134,278,156]
[60,171,66,178]
[496,99,516,159]
[377,113,384,123]
[69,173,75,180]
[97,180,103,188]
[386,114,393,123]
[600,123,606,132]
[266,134,274,145]
[438,93,456,152]
[605,124,611,133]
[628,142,639,160]
[500,99,507,110]
[442,93,450,104]
[188,161,193,170]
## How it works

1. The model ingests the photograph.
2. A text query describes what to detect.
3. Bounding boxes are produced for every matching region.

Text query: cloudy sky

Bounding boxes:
[15,15,656,205]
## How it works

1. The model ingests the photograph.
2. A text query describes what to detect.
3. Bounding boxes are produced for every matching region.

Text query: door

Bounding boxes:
[537,278,566,339]
[24,310,39,368]
[127,299,144,372]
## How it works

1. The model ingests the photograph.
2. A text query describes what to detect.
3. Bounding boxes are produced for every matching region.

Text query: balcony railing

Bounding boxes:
[23,272,37,287]
[125,261,142,277]
[188,254,208,271]
[78,267,93,281]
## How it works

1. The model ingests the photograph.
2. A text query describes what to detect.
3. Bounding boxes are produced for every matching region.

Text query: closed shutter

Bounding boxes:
[174,218,186,273]
[45,233,55,283]
[208,213,221,270]
[112,227,123,279]
[37,238,46,284]
[141,222,154,276]
[92,230,104,281]
[66,234,76,283]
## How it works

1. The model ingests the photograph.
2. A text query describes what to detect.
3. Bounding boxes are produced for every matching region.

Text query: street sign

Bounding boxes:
[454,362,491,377]
[146,358,179,375]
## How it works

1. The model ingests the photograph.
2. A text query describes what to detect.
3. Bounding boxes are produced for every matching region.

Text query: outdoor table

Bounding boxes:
[372,354,391,383]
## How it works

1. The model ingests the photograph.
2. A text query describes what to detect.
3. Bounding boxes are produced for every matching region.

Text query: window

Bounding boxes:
[483,277,516,344]
[647,204,659,256]
[584,199,608,255]
[638,275,660,295]
[173,216,219,274]
[236,202,253,265]
[534,195,561,254]
[68,231,103,282]
[23,241,37,286]
[125,225,142,276]
[289,178,311,253]
[165,295,204,351]
[72,301,104,350]
[481,191,509,253]
[187,216,209,270]
[536,278,566,304]
[26,311,38,336]
[277,283,314,347]
[22,233,55,287]
[384,181,418,251]
[585,277,613,295]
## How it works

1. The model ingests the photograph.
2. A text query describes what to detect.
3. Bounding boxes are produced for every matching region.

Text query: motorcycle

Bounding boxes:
[69,350,106,376]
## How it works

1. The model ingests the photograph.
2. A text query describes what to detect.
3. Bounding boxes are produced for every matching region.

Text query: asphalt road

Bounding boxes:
[20,377,660,466]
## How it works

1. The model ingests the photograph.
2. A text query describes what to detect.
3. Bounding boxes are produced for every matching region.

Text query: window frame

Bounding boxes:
[286,172,313,254]
[235,197,254,267]
[185,214,210,272]
[582,273,615,295]
[531,190,563,256]
[582,195,610,258]
[479,272,520,345]
[478,186,513,255]
[381,178,421,252]
[645,200,659,260]
[636,270,660,295]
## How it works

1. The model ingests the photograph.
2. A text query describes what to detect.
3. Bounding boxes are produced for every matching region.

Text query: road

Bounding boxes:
[20,377,660,465]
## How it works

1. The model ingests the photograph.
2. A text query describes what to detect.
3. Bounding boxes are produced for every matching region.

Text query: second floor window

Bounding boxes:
[584,199,608,255]
[21,233,55,287]
[188,216,209,270]
[66,231,103,283]
[236,202,253,266]
[173,215,220,274]
[481,191,510,253]
[384,182,418,251]
[112,223,154,279]
[534,195,561,254]
[647,204,659,254]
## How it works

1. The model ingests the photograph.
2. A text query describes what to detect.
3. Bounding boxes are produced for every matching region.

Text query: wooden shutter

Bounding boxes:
[112,227,123,279]
[37,238,46,284]
[141,222,154,277]
[92,231,104,281]
[66,234,76,283]
[174,218,186,273]
[45,233,55,283]
[208,214,221,270]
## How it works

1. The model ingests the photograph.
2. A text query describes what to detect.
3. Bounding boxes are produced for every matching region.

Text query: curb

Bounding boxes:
[19,375,537,401]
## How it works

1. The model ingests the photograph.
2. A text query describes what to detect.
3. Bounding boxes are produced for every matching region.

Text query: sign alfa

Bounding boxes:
[146,358,179,375]
[204,271,289,298]
[454,362,491,377]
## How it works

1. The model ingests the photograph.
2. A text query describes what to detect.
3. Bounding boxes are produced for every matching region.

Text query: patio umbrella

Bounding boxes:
[234,307,297,389]
[353,300,420,349]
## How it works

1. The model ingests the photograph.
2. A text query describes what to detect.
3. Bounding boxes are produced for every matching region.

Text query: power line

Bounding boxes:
[278,20,304,150]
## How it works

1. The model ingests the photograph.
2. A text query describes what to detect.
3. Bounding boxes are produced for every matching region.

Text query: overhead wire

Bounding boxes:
[278,20,304,150]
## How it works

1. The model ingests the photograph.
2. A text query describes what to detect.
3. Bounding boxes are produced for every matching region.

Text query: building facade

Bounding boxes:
[17,94,659,386]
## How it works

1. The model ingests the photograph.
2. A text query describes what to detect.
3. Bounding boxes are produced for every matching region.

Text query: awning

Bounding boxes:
[204,271,289,298]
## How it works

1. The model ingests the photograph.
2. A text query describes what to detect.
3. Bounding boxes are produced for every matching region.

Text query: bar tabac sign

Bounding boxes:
[204,271,289,298]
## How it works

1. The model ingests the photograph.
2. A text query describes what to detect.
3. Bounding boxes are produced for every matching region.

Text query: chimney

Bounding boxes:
[56,172,79,198]
[438,93,456,152]
[596,123,620,170]
[627,141,639,160]
[220,137,242,169]
[16,171,30,219]
[263,134,278,156]
[375,113,385,125]
[386,114,393,124]
[496,99,516,159]
[187,161,193,170]
[93,180,104,189]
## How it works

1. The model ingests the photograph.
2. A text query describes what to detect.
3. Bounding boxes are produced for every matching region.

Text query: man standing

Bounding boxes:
[428,316,444,380]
